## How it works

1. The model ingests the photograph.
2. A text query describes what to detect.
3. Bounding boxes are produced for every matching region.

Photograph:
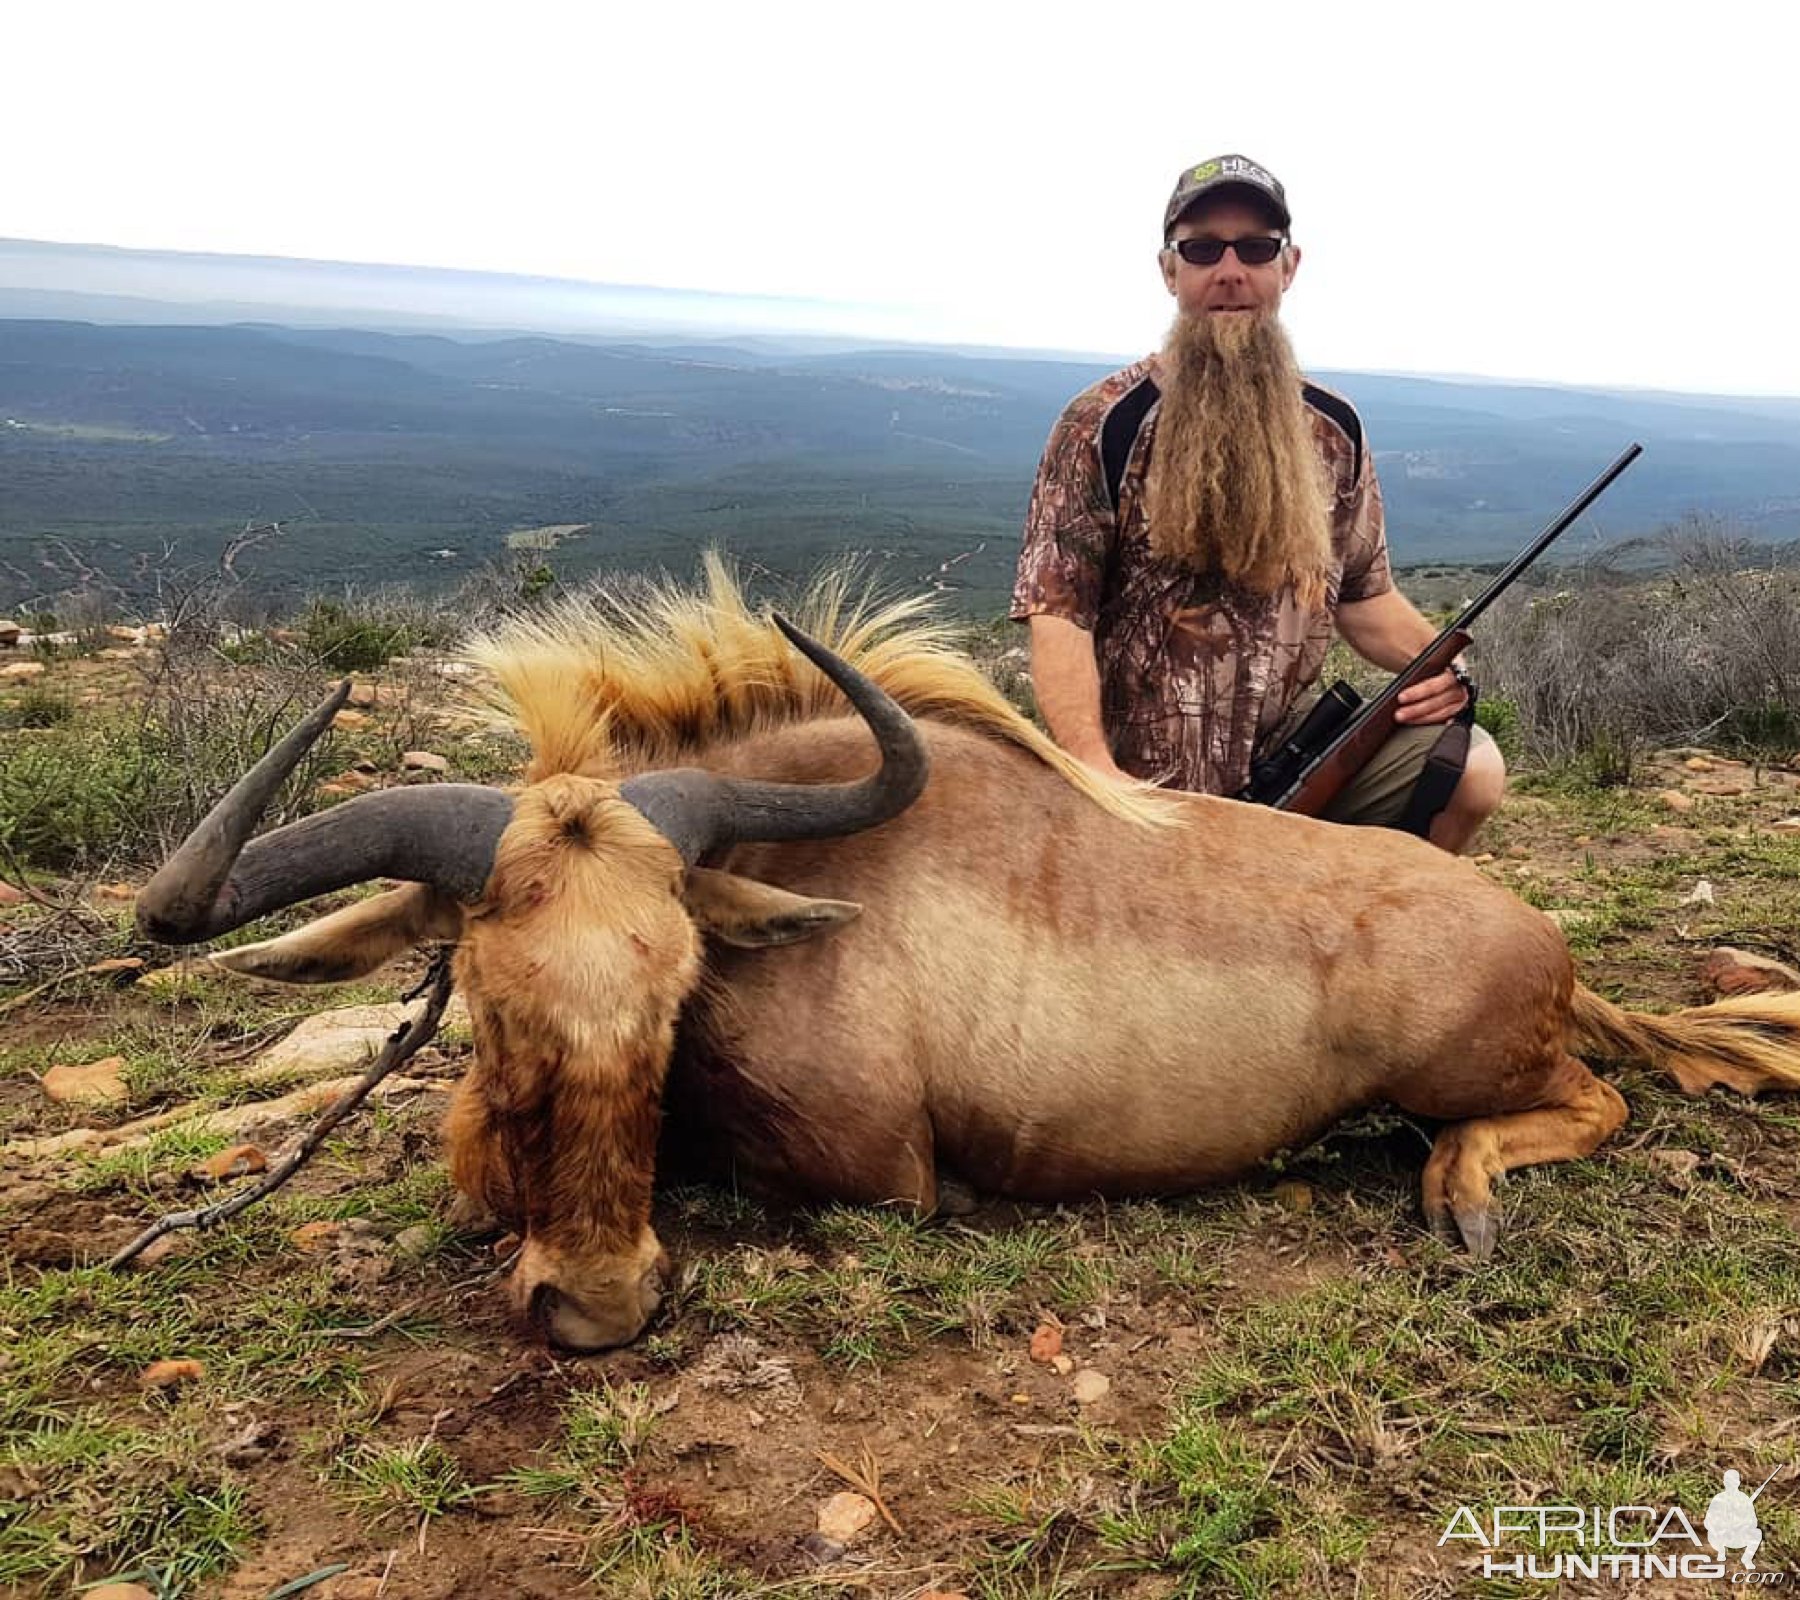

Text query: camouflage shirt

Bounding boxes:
[1010,356,1393,795]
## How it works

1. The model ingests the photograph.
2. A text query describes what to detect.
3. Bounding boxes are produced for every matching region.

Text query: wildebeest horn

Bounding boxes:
[135,681,515,945]
[619,614,929,862]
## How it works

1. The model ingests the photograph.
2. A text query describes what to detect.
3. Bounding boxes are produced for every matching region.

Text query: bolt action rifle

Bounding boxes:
[1240,442,1644,816]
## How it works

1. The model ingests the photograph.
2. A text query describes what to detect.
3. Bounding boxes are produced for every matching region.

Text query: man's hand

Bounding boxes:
[1394,666,1471,726]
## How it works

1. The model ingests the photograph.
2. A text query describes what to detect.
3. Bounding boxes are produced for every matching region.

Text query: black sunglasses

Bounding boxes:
[1168,236,1286,267]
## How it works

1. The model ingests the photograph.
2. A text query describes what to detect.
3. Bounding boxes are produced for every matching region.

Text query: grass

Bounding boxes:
[5,620,1800,1594]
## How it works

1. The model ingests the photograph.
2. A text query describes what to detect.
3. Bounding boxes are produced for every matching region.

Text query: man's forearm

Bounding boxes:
[1334,588,1441,672]
[1027,614,1129,778]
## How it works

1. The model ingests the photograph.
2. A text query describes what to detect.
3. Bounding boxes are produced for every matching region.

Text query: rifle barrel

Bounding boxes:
[1455,442,1643,635]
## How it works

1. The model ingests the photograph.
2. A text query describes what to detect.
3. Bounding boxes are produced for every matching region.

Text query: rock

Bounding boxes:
[139,1358,205,1389]
[193,1143,268,1181]
[323,768,378,794]
[1768,816,1800,832]
[1028,1323,1064,1364]
[1701,947,1800,997]
[1051,1354,1075,1376]
[0,620,18,646]
[346,681,382,708]
[799,1532,846,1567]
[41,1056,128,1106]
[106,624,143,643]
[249,1004,424,1079]
[1071,1369,1112,1405]
[393,1224,436,1258]
[331,708,371,730]
[1271,1179,1314,1214]
[1656,790,1695,813]
[91,881,137,905]
[401,750,450,774]
[816,1490,878,1544]
[920,1592,974,1600]
[0,660,45,679]
[1647,1149,1702,1190]
[1684,756,1716,771]
[290,1221,341,1252]
[83,1586,158,1600]
[132,1234,189,1269]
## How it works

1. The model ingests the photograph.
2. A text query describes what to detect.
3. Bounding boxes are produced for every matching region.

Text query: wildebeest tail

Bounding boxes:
[1570,984,1800,1095]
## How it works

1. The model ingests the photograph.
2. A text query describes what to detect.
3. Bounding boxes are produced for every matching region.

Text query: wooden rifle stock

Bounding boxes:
[1262,442,1645,817]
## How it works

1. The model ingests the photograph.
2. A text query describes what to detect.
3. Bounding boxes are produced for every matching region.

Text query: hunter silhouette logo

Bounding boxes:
[1439,1467,1784,1581]
[1705,1468,1773,1569]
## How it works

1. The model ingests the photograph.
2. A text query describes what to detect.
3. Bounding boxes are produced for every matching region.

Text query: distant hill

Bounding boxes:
[1,290,1797,614]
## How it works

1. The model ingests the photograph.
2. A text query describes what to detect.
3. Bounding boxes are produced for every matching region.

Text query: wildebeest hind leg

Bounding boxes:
[1419,1058,1627,1260]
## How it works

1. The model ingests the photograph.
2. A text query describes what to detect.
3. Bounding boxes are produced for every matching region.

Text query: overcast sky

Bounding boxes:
[9,1,1797,396]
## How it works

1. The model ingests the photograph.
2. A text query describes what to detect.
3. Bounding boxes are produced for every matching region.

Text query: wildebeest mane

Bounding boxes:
[468,555,1177,827]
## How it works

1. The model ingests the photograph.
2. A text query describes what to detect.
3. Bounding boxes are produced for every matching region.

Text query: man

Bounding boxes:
[1011,154,1504,851]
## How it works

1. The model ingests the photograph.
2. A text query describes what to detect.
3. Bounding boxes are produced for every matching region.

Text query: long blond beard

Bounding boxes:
[1143,311,1333,603]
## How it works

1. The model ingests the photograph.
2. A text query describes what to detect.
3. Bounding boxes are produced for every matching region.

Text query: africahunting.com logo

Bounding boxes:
[1440,1469,1783,1581]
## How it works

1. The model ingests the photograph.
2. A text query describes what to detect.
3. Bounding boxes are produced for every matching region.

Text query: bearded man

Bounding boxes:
[1012,154,1504,851]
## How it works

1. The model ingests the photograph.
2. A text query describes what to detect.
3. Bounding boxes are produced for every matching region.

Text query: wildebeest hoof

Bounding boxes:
[1454,1204,1500,1261]
[1424,1205,1460,1248]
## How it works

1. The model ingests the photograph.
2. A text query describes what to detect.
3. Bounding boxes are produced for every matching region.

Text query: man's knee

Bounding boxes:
[1452,733,1506,822]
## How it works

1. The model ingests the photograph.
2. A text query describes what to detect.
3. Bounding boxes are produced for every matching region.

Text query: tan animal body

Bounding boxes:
[139,562,1800,1350]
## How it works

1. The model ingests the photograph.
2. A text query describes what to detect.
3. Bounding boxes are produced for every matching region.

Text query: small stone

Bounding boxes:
[83,1586,158,1600]
[1071,1369,1112,1405]
[194,1143,268,1181]
[1657,790,1695,814]
[0,660,45,679]
[290,1221,341,1252]
[332,708,371,730]
[393,1224,436,1258]
[401,750,449,773]
[1271,1179,1314,1214]
[139,1358,205,1389]
[346,681,382,708]
[1702,947,1800,997]
[41,1056,128,1106]
[1051,1354,1075,1376]
[1647,1149,1702,1190]
[1028,1322,1063,1364]
[816,1490,878,1544]
[0,620,18,646]
[1684,756,1716,771]
[132,1234,188,1268]
[799,1532,846,1567]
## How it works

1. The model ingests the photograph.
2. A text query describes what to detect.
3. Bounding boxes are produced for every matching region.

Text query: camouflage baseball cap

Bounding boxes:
[1163,154,1291,238]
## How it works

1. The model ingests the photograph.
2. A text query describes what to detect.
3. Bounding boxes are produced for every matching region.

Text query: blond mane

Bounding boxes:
[466,555,1179,828]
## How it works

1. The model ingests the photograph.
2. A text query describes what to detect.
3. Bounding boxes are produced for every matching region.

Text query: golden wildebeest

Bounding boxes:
[138,562,1800,1350]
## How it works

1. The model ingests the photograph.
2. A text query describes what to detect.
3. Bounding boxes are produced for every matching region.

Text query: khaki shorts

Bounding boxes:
[1265,693,1498,830]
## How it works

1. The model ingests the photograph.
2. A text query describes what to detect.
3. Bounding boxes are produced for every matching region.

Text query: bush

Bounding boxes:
[1477,521,1800,771]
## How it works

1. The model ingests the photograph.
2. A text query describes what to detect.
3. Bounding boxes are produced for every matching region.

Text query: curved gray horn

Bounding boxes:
[619,615,929,863]
[136,680,515,944]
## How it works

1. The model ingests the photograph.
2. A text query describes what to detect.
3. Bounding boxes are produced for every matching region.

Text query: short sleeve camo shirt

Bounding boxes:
[1010,356,1393,796]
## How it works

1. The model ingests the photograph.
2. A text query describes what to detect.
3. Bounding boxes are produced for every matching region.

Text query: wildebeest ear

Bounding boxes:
[210,884,463,984]
[681,867,862,949]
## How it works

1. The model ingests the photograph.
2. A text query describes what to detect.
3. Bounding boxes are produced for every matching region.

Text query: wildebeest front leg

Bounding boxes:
[1420,1058,1627,1259]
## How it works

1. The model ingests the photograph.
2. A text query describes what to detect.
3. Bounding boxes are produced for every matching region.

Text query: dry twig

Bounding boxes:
[106,952,455,1270]
[815,1441,905,1537]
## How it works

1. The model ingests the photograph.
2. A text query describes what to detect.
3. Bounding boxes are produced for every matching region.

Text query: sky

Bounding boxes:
[7,0,1798,397]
